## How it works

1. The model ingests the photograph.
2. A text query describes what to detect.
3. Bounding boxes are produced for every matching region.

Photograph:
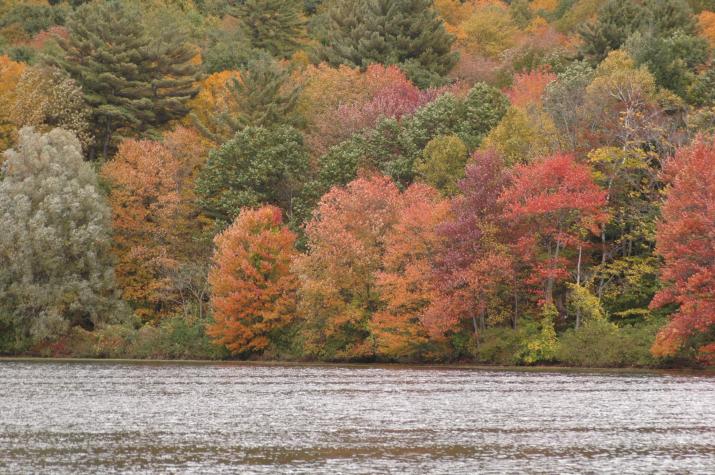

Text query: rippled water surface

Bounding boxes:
[0,361,713,474]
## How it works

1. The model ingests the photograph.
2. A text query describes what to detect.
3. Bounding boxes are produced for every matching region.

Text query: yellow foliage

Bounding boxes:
[530,0,558,12]
[481,106,561,165]
[458,3,519,58]
[185,70,242,139]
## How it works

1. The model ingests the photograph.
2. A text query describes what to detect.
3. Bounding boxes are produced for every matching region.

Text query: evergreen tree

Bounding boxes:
[0,128,125,352]
[579,0,647,63]
[317,0,457,87]
[234,0,306,58]
[53,0,198,159]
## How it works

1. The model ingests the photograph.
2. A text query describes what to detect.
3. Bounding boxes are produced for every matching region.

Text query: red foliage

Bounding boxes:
[650,139,715,361]
[423,150,514,337]
[499,153,608,303]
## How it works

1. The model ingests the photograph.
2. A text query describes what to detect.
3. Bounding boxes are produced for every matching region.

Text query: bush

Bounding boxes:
[557,318,662,367]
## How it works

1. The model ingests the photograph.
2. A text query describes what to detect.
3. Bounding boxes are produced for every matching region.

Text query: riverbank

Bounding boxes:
[2,356,712,375]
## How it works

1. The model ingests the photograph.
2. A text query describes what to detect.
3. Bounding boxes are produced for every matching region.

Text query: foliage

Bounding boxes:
[415,134,468,195]
[10,65,91,149]
[207,206,298,356]
[53,0,198,159]
[316,0,457,87]
[196,125,309,224]
[234,0,306,58]
[295,175,402,360]
[0,55,25,152]
[0,128,125,352]
[650,138,715,362]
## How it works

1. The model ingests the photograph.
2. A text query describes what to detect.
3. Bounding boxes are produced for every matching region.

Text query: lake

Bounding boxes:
[0,361,713,474]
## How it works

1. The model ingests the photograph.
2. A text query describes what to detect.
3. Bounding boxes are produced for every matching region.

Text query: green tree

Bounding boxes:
[415,134,468,195]
[316,0,457,87]
[234,0,306,58]
[579,0,647,63]
[53,0,198,159]
[196,125,309,224]
[0,128,125,352]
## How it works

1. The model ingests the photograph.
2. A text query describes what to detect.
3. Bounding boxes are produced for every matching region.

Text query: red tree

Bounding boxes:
[499,153,608,304]
[207,206,298,355]
[423,150,515,338]
[650,139,715,364]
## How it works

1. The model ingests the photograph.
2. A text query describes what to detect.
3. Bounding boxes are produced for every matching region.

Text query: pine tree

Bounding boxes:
[234,0,306,58]
[53,0,198,159]
[317,0,457,88]
[0,128,125,352]
[579,0,647,63]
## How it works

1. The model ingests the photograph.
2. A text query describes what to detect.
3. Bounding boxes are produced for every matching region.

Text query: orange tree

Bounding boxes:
[207,205,298,356]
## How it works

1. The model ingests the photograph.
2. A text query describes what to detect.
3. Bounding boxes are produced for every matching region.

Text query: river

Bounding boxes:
[0,360,713,474]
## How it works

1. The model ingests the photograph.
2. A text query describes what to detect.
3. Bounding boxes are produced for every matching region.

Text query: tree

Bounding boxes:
[0,128,125,352]
[54,0,198,159]
[10,66,92,150]
[196,125,309,224]
[187,70,243,144]
[294,175,402,359]
[415,134,468,195]
[0,55,25,152]
[101,127,210,321]
[373,183,450,359]
[650,138,715,364]
[207,205,298,355]
[505,69,557,109]
[234,0,306,58]
[499,153,608,305]
[424,150,515,341]
[316,0,457,87]
[457,2,519,58]
[579,0,647,63]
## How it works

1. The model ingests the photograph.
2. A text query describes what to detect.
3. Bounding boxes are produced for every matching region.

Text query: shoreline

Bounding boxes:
[1,356,712,376]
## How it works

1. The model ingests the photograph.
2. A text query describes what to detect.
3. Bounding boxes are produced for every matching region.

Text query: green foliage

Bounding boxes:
[520,304,558,364]
[59,314,228,360]
[566,284,605,326]
[196,125,309,223]
[316,0,457,87]
[557,318,662,367]
[52,0,198,159]
[0,3,67,36]
[626,30,708,98]
[0,128,126,353]
[415,134,468,195]
[234,0,306,58]
[579,0,647,63]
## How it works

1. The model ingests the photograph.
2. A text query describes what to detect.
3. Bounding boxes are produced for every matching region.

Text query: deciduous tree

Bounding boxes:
[650,138,715,363]
[0,128,125,352]
[207,205,298,355]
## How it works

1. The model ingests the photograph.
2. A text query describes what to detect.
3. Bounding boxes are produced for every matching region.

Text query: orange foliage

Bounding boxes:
[28,26,69,50]
[295,175,403,359]
[505,69,557,108]
[102,127,209,320]
[373,184,451,358]
[186,70,242,140]
[207,206,298,354]
[0,55,26,152]
[698,11,715,48]
[650,139,715,361]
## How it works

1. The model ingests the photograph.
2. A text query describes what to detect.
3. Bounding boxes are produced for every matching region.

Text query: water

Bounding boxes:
[0,361,713,474]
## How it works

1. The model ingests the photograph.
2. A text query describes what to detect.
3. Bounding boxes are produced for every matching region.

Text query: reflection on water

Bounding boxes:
[0,361,713,474]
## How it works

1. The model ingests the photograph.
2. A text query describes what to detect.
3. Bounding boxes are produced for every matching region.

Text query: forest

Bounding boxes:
[0,0,714,367]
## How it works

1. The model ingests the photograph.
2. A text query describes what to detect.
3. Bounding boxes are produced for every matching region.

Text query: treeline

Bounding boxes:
[0,0,713,367]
